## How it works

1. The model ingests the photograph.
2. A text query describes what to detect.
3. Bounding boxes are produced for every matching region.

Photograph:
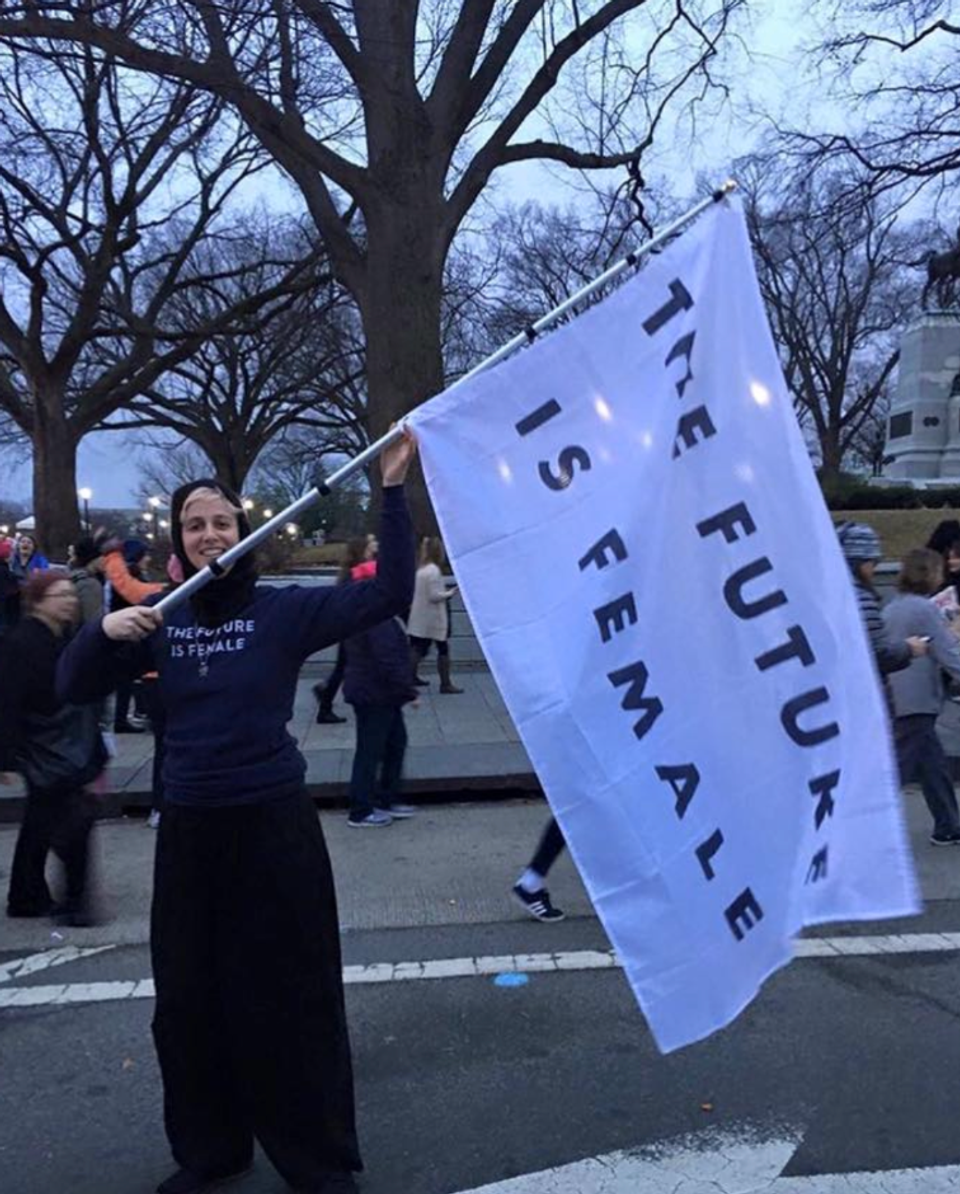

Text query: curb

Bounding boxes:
[0,770,543,824]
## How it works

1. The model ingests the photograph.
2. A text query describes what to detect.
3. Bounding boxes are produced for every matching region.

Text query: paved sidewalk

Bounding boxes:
[0,669,538,821]
[4,669,960,822]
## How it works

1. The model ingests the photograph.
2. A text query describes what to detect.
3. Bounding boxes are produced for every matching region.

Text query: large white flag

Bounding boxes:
[407,195,919,1053]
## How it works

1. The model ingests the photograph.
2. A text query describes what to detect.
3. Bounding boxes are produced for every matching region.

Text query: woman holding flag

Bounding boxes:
[56,433,417,1194]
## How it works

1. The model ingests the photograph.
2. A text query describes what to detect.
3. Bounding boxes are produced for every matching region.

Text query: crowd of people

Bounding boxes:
[6,474,960,1191]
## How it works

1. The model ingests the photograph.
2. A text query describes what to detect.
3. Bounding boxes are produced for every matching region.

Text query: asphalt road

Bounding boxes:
[3,799,960,1194]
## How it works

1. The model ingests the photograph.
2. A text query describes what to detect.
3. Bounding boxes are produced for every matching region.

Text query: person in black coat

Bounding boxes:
[342,598,419,827]
[0,571,105,923]
[0,538,20,637]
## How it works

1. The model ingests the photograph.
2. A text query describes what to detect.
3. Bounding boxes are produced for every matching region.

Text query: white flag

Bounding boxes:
[408,196,919,1053]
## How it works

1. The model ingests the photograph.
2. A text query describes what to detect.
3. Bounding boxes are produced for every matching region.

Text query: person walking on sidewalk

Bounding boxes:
[1,572,106,924]
[103,542,168,829]
[313,537,378,725]
[883,547,960,846]
[407,535,461,692]
[343,596,418,827]
[55,432,417,1194]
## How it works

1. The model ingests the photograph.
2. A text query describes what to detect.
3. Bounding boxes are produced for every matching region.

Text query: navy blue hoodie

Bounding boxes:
[56,487,415,806]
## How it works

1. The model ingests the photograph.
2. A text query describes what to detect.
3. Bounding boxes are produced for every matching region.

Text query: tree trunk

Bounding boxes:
[818,433,844,484]
[32,391,81,560]
[360,212,446,538]
[204,434,254,497]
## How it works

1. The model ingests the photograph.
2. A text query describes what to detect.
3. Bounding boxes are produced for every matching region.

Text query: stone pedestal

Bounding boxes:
[883,314,960,480]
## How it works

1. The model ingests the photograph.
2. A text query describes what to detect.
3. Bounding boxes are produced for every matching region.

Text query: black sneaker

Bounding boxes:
[156,1164,252,1194]
[315,710,347,724]
[512,883,565,922]
[930,831,960,846]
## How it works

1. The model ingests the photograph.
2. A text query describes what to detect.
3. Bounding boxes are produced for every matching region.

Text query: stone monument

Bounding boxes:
[882,232,960,481]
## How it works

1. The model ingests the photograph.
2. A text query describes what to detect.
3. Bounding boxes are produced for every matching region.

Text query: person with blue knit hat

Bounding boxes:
[836,520,928,681]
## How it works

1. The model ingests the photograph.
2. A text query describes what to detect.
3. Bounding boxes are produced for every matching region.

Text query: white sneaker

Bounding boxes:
[381,803,416,819]
[147,810,161,829]
[348,809,393,828]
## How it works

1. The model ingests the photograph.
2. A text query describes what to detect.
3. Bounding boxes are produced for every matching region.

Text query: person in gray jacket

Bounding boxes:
[883,547,960,845]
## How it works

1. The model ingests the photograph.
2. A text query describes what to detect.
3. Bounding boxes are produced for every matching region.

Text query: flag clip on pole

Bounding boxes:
[154,181,737,619]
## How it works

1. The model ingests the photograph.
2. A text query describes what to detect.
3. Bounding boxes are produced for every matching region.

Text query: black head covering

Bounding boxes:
[927,519,960,556]
[170,478,258,628]
[73,536,100,568]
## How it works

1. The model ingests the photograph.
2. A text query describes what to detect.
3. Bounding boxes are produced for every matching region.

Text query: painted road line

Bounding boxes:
[0,945,115,985]
[451,1126,960,1193]
[3,932,960,1010]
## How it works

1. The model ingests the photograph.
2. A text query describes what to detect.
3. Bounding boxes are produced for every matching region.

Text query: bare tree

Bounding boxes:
[796,2,960,196]
[105,217,366,492]
[0,39,316,554]
[250,429,371,540]
[471,185,678,355]
[741,154,920,482]
[0,0,746,532]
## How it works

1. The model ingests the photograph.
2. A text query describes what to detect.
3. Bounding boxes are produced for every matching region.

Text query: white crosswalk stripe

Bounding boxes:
[1,931,959,1009]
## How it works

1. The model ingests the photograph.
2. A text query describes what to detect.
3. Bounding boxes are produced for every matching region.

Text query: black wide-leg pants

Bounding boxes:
[151,791,362,1186]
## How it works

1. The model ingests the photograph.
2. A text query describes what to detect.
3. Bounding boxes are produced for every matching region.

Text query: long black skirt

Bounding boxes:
[151,790,362,1186]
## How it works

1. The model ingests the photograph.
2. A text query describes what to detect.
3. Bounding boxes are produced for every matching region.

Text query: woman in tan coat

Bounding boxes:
[407,536,461,693]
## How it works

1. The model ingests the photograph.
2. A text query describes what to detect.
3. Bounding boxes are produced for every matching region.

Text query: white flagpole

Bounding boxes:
[155,181,737,616]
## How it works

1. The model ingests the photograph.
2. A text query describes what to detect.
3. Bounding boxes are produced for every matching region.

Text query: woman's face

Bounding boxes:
[180,493,240,573]
[18,536,34,559]
[364,535,379,561]
[38,579,79,628]
[947,548,960,575]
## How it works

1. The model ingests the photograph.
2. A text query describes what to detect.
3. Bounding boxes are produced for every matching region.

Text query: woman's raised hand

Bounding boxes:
[102,606,163,642]
[381,425,418,487]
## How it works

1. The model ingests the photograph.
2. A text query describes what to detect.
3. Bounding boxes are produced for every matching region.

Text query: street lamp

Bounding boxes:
[78,487,92,531]
[148,496,163,509]
[263,508,273,519]
[242,498,255,512]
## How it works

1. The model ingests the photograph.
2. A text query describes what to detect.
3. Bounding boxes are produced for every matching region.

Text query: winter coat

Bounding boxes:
[406,563,453,641]
[0,617,105,791]
[70,568,104,625]
[343,615,417,708]
[854,580,911,676]
[0,560,20,634]
[883,593,960,718]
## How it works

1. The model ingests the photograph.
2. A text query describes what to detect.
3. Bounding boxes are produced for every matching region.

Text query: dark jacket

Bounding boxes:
[57,487,415,806]
[0,617,105,791]
[0,560,19,634]
[343,615,417,708]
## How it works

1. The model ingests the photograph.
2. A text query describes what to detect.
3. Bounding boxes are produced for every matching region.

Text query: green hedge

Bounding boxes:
[819,473,960,510]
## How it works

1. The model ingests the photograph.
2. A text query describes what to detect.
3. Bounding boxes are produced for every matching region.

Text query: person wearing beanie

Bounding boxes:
[836,521,927,680]
[69,536,105,626]
[56,433,417,1194]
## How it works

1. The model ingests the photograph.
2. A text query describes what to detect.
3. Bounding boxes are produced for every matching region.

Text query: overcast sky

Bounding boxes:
[4,1,821,510]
